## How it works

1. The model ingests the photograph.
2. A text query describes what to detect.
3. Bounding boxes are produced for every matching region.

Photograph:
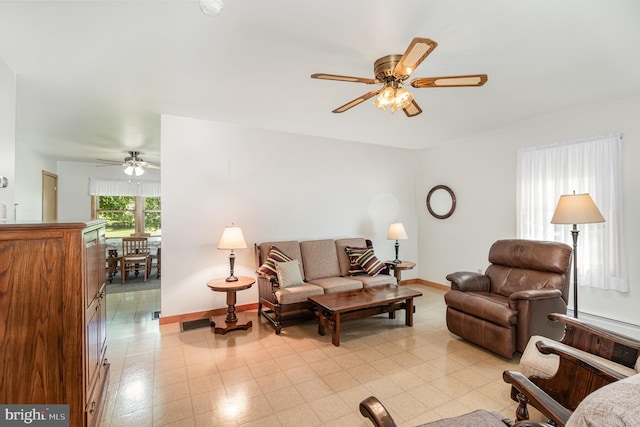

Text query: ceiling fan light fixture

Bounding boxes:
[124,165,134,176]
[134,165,145,176]
[373,84,414,113]
[373,85,396,111]
[199,0,224,16]
[392,87,414,113]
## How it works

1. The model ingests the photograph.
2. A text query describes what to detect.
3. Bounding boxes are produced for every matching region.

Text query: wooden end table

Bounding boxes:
[385,261,416,282]
[207,276,255,335]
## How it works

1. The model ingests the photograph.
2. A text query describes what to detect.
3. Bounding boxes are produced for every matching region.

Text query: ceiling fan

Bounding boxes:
[311,37,488,117]
[96,151,160,176]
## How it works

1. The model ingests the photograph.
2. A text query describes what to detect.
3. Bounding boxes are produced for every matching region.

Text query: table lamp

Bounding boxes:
[387,222,408,264]
[551,192,605,318]
[217,225,247,282]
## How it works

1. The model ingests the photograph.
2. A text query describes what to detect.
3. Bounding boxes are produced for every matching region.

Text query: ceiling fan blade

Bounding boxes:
[332,90,380,113]
[403,100,423,117]
[146,164,161,170]
[393,38,438,79]
[96,158,124,165]
[311,73,379,85]
[410,74,488,88]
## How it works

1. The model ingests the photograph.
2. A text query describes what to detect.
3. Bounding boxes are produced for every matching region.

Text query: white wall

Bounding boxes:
[161,115,418,318]
[57,161,160,221]
[0,58,15,221]
[418,94,640,326]
[14,143,58,221]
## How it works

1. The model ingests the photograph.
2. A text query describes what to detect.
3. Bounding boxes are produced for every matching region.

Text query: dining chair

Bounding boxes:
[120,237,151,284]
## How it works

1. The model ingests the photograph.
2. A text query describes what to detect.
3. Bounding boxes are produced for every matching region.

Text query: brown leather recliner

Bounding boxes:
[445,239,572,358]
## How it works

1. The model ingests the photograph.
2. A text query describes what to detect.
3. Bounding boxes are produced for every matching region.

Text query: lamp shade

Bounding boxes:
[551,193,605,225]
[217,226,247,250]
[387,222,408,240]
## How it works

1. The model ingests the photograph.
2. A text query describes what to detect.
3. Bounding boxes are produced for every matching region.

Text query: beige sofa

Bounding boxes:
[255,238,397,334]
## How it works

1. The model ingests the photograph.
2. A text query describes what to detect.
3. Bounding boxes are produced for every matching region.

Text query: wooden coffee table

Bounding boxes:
[308,285,422,346]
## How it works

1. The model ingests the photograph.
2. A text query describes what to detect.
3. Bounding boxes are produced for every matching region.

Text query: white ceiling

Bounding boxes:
[1,0,639,166]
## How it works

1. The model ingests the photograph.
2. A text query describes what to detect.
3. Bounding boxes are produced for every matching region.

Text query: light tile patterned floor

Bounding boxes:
[100,285,527,426]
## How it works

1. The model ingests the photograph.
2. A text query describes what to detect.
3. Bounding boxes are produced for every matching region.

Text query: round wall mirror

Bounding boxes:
[426,185,456,219]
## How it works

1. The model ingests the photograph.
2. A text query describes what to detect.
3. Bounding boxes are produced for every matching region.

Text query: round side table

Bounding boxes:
[207,276,255,335]
[385,261,416,283]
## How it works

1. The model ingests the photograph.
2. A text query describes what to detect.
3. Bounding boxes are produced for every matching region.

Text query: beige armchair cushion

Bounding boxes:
[566,373,640,426]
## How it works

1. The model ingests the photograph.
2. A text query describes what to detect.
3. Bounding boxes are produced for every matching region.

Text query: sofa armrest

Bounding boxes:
[257,275,279,304]
[517,338,626,413]
[445,271,490,292]
[535,339,627,383]
[503,370,573,426]
[359,396,397,427]
[548,313,640,368]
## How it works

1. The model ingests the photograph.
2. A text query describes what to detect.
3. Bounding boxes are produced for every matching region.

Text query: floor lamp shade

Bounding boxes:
[387,222,408,264]
[551,192,605,318]
[218,225,247,282]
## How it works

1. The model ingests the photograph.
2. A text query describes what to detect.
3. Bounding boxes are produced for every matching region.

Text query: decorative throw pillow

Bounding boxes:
[275,260,305,288]
[258,246,292,277]
[345,246,369,276]
[356,248,386,277]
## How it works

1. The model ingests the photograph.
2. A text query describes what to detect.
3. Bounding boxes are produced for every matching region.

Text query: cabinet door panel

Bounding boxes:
[0,237,65,403]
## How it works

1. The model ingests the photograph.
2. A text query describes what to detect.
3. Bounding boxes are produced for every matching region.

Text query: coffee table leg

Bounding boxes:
[318,310,326,336]
[405,298,414,326]
[332,314,341,346]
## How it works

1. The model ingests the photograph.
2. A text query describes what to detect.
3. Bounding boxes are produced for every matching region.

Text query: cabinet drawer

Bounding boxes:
[85,360,110,427]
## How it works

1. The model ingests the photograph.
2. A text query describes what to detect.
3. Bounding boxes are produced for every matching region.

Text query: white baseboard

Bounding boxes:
[569,309,640,340]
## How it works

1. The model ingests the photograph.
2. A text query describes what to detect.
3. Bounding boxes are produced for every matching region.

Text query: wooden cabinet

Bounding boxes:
[0,221,110,427]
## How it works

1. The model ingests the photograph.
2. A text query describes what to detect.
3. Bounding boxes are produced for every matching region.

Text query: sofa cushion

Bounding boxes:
[415,409,511,427]
[566,373,640,427]
[444,290,517,327]
[307,276,363,293]
[354,274,397,287]
[275,284,324,304]
[336,238,368,276]
[258,245,293,277]
[345,246,369,275]
[300,239,341,281]
[276,260,306,288]
[356,248,386,276]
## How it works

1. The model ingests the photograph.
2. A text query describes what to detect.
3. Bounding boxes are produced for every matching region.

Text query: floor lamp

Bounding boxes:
[551,192,605,318]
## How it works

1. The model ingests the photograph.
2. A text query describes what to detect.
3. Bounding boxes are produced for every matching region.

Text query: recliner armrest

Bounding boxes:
[446,271,490,292]
[509,289,563,301]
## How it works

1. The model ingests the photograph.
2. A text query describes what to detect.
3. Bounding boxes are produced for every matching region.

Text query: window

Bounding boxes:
[94,195,161,237]
[516,134,627,292]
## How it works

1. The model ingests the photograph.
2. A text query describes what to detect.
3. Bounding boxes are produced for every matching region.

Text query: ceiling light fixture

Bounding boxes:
[373,82,414,114]
[124,163,145,176]
[199,0,224,16]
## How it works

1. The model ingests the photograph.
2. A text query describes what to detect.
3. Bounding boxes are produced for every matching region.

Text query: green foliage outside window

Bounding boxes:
[97,195,161,237]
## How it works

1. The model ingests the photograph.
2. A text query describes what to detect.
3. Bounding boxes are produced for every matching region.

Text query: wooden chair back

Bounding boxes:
[122,237,149,257]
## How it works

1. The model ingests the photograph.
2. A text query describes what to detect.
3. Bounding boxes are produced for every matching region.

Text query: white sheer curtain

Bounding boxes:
[516,133,627,292]
[89,178,161,197]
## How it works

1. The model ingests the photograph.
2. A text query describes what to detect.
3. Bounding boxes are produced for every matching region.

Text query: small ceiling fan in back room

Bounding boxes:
[311,37,488,117]
[96,151,160,176]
